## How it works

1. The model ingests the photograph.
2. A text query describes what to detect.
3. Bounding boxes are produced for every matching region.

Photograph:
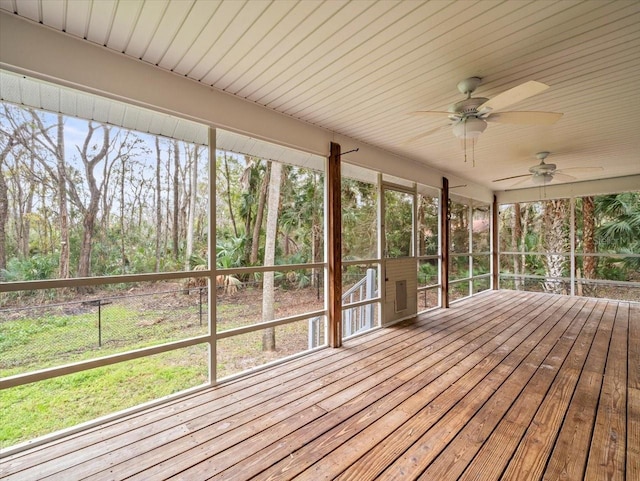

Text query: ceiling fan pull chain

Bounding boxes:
[464,120,468,163]
[472,139,475,167]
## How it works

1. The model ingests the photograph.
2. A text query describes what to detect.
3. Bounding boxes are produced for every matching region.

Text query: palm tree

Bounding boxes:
[580,196,597,296]
[542,199,569,294]
[596,192,640,270]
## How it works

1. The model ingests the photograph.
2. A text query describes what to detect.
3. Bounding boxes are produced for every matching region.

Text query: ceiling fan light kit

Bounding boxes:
[531,173,553,185]
[452,116,487,139]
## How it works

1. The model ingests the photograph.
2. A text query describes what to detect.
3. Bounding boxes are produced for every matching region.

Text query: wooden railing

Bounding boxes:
[308,268,377,348]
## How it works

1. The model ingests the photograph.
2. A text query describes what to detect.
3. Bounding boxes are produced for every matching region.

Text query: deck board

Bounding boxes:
[332,295,582,481]
[421,298,602,481]
[585,302,629,481]
[258,295,566,481]
[629,303,640,480]
[0,291,636,481]
[499,299,602,480]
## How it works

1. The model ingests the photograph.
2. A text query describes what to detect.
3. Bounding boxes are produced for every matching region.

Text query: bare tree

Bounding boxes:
[55,121,140,281]
[1,108,47,265]
[14,112,72,278]
[54,117,71,279]
[119,155,127,273]
[155,137,162,272]
[0,138,12,270]
[262,161,282,351]
[172,140,180,260]
[74,123,112,280]
[185,145,199,270]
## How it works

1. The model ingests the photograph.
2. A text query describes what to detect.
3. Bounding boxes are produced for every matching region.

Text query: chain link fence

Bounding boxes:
[0,287,209,376]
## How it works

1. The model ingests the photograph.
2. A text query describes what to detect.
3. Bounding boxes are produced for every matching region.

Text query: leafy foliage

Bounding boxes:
[1,253,59,281]
[500,192,640,290]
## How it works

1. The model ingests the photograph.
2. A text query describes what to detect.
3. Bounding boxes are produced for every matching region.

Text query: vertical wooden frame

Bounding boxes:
[570,197,576,296]
[208,127,217,383]
[328,142,342,347]
[492,194,499,290]
[468,200,473,296]
[441,177,449,308]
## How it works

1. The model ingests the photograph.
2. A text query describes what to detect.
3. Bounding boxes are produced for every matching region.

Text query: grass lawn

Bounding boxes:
[0,285,325,448]
[0,345,208,448]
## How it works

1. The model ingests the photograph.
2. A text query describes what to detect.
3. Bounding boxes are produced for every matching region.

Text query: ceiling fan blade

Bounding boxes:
[553,172,577,182]
[510,176,535,187]
[487,111,563,125]
[492,173,530,182]
[403,125,447,144]
[409,110,452,117]
[479,80,549,112]
[556,166,603,174]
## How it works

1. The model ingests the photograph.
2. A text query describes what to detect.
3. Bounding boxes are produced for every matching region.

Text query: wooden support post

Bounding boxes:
[441,177,449,308]
[492,194,499,290]
[328,142,342,347]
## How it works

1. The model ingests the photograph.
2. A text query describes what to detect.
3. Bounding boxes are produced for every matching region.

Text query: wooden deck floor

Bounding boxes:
[1,290,638,480]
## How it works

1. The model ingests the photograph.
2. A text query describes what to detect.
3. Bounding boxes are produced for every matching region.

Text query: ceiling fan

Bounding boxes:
[408,77,563,145]
[492,151,603,187]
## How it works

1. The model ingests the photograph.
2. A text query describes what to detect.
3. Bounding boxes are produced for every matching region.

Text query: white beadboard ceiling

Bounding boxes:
[0,0,639,191]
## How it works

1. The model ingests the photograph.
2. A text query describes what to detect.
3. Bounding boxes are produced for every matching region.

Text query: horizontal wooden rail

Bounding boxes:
[0,270,206,293]
[1,336,210,389]
[218,262,326,275]
[500,273,640,288]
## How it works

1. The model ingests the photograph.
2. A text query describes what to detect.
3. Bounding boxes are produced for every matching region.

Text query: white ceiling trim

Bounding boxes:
[0,69,209,145]
[496,175,640,204]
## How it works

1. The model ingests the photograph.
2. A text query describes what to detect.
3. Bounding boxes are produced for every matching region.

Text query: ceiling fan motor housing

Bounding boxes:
[530,162,557,174]
[448,97,489,117]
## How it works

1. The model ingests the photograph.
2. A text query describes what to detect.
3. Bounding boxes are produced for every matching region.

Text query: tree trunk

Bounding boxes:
[120,157,127,273]
[513,203,522,289]
[251,161,271,264]
[417,196,425,256]
[55,117,70,279]
[582,196,597,296]
[262,161,282,352]
[543,200,568,294]
[185,146,198,270]
[163,145,171,262]
[172,140,179,260]
[22,154,36,257]
[311,173,322,287]
[155,137,162,272]
[223,153,239,238]
[242,156,255,265]
[521,206,530,290]
[0,145,9,271]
